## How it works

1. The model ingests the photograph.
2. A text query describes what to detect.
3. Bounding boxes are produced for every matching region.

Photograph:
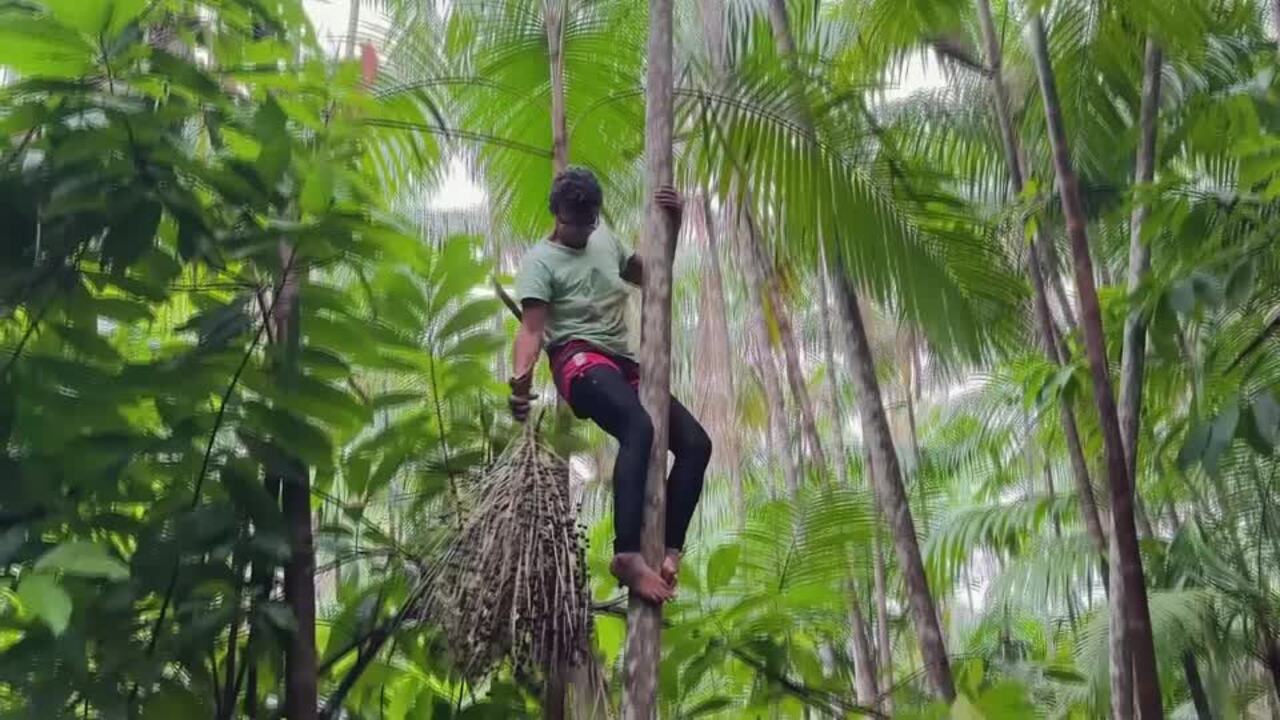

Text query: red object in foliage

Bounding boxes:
[360,42,378,86]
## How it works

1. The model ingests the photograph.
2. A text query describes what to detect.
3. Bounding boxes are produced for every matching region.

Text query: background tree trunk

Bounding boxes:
[1027,14,1164,718]
[621,0,675,716]
[835,272,955,702]
[764,0,952,700]
[545,0,568,174]
[817,257,849,484]
[847,589,880,706]
[972,0,1109,566]
[275,242,318,720]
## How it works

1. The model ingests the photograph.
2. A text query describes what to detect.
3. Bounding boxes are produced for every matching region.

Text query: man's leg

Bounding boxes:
[568,365,671,603]
[660,396,712,585]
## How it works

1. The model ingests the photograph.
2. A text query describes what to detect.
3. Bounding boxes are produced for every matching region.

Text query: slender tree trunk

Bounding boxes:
[1114,38,1164,719]
[773,280,826,469]
[692,193,745,515]
[846,588,880,706]
[835,272,955,702]
[1182,650,1213,720]
[736,205,802,495]
[973,0,1109,565]
[1027,15,1163,718]
[621,0,675,716]
[343,0,360,59]
[1119,38,1162,538]
[698,0,799,494]
[816,255,849,484]
[865,449,894,714]
[275,242,318,720]
[545,0,568,174]
[765,0,953,700]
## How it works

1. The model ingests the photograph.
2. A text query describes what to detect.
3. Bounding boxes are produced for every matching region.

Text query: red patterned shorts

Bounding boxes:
[548,340,639,408]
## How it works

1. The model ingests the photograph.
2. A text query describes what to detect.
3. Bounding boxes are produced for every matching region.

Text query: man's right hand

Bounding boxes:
[508,375,538,423]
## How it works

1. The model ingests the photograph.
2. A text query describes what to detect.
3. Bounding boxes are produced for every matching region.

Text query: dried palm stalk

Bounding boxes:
[430,413,591,683]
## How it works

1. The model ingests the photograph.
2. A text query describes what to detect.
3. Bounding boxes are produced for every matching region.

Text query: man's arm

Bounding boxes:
[509,301,548,422]
[619,186,685,286]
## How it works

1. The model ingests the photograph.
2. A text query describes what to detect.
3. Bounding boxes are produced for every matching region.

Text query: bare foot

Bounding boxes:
[660,550,681,588]
[609,553,673,604]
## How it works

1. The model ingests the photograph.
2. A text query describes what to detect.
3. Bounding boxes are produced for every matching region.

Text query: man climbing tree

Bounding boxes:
[507,167,713,605]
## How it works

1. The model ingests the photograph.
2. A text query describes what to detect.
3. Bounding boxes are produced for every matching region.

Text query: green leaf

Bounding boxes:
[141,686,208,720]
[301,164,334,216]
[254,98,291,187]
[706,544,740,594]
[41,0,111,35]
[1204,401,1240,476]
[17,574,72,635]
[243,401,334,469]
[34,541,129,580]
[1226,259,1256,308]
[1177,420,1211,472]
[104,199,162,271]
[1241,392,1280,455]
[106,0,147,35]
[0,17,95,78]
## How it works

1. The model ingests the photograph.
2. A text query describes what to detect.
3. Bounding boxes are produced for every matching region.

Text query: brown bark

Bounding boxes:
[766,0,953,699]
[835,271,955,702]
[1113,38,1163,719]
[846,588,880,706]
[865,450,895,714]
[817,255,849,485]
[972,0,1109,564]
[1119,39,1162,539]
[1027,14,1163,718]
[735,201,801,495]
[545,0,569,174]
[769,271,827,469]
[691,192,744,512]
[621,0,675,715]
[275,242,318,720]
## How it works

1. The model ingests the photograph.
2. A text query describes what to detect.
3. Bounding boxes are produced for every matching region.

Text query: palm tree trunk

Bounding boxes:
[1113,38,1164,719]
[545,0,568,174]
[973,0,1109,565]
[755,232,826,469]
[621,0,675,715]
[343,0,360,58]
[736,204,802,495]
[691,192,744,515]
[1119,38,1162,538]
[1027,14,1164,718]
[835,271,955,702]
[764,0,953,700]
[865,449,895,714]
[816,255,849,484]
[275,242,318,720]
[846,587,879,706]
[770,275,826,469]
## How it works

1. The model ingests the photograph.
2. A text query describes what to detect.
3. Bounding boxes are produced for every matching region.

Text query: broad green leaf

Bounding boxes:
[0,17,95,78]
[103,199,162,271]
[16,574,71,635]
[1203,401,1240,476]
[706,544,740,594]
[301,163,334,215]
[1177,420,1210,472]
[141,686,208,720]
[34,541,129,580]
[243,401,334,469]
[41,0,111,36]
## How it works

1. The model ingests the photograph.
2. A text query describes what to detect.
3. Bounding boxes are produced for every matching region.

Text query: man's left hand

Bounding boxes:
[655,186,684,228]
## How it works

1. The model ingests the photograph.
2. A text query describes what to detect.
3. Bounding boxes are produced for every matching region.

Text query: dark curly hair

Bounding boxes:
[548,167,603,216]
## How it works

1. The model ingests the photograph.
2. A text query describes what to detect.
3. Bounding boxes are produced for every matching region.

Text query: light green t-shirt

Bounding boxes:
[514,228,636,360]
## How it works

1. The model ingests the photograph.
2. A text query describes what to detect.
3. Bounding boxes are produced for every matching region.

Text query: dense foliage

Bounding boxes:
[6,0,1280,718]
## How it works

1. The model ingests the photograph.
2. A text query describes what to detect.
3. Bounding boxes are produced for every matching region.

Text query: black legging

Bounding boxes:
[568,365,712,555]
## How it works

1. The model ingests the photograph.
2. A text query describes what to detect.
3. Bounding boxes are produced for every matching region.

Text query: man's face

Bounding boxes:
[555,207,598,249]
